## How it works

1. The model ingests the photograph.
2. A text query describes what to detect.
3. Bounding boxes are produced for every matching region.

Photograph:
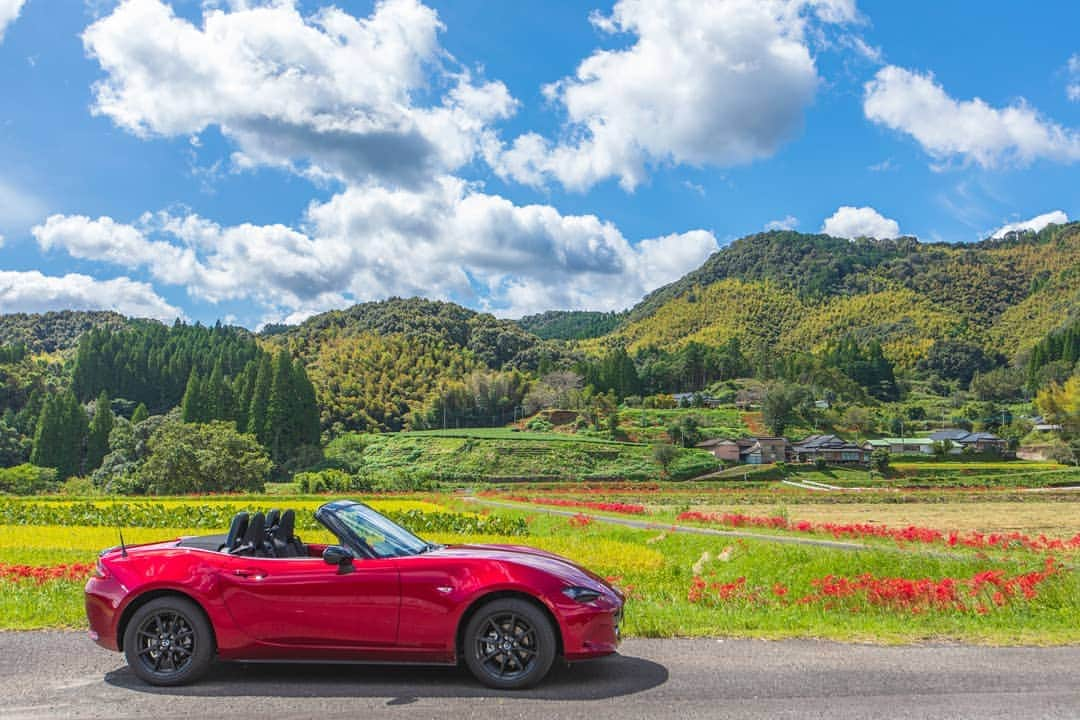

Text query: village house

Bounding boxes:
[790,434,869,464]
[862,437,934,455]
[928,429,1008,454]
[695,436,789,465]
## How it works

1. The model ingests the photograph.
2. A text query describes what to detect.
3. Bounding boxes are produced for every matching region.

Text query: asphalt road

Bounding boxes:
[2,633,1078,719]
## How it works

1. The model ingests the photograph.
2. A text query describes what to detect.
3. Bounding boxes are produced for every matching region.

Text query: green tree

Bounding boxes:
[181,370,205,423]
[1036,376,1080,466]
[652,443,677,475]
[141,420,271,493]
[30,391,88,480]
[130,403,150,425]
[762,382,811,437]
[247,353,272,443]
[86,391,114,471]
[870,448,891,475]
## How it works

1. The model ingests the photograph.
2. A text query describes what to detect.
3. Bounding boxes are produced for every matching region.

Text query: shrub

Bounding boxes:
[60,477,96,496]
[0,464,59,495]
[813,457,828,471]
[525,417,553,432]
[140,421,271,494]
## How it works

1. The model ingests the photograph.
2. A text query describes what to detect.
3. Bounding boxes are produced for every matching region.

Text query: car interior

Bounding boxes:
[176,509,309,558]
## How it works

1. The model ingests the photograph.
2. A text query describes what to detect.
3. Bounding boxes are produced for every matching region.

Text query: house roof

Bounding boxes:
[865,437,933,446]
[929,429,971,442]
[792,434,862,451]
[695,438,738,448]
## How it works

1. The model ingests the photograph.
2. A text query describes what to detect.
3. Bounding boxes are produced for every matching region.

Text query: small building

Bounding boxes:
[928,429,1007,454]
[695,438,741,463]
[672,392,723,408]
[791,434,868,464]
[863,437,934,455]
[695,436,790,465]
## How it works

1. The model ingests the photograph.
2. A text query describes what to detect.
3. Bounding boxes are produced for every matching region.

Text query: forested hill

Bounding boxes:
[0,311,127,353]
[262,298,547,433]
[604,221,1080,367]
[516,310,625,340]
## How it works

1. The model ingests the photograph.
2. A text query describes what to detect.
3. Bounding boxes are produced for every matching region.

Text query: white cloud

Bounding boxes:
[0,0,25,42]
[765,215,799,231]
[864,65,1080,168]
[821,205,900,239]
[1067,54,1080,102]
[488,0,859,192]
[0,270,183,321]
[82,0,516,187]
[33,179,719,319]
[991,210,1069,239]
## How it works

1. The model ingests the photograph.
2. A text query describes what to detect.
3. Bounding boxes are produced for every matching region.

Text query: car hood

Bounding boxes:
[431,543,618,594]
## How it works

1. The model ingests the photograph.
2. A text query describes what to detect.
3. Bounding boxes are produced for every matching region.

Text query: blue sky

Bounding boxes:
[0,0,1077,328]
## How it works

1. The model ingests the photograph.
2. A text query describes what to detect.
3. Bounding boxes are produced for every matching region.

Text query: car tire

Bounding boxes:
[123,596,214,686]
[463,598,557,690]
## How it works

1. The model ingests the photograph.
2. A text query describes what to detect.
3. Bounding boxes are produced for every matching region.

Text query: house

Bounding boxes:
[1031,416,1063,433]
[695,436,790,465]
[791,434,869,464]
[862,437,934,455]
[928,429,1007,454]
[695,438,741,463]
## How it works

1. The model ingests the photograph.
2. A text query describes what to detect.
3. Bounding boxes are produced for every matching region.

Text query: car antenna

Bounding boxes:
[112,489,127,558]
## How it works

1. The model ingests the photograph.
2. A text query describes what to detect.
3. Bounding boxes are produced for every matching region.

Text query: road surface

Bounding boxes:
[2,632,1078,719]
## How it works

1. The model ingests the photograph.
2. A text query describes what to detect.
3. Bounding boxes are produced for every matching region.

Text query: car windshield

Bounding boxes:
[330,502,430,558]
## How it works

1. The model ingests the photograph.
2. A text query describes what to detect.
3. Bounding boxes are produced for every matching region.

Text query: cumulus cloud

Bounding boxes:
[821,206,900,239]
[0,270,183,320]
[82,0,516,187]
[864,65,1080,168]
[765,215,799,231]
[991,210,1069,239]
[0,0,25,42]
[487,0,859,192]
[34,179,719,320]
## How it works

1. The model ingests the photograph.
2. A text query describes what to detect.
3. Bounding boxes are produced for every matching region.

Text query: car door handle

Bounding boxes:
[233,569,266,579]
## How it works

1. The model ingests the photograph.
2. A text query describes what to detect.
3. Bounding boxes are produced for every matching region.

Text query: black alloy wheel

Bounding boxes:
[123,597,214,686]
[464,598,556,689]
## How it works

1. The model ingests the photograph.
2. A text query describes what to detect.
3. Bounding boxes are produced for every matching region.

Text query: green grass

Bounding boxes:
[357,432,718,481]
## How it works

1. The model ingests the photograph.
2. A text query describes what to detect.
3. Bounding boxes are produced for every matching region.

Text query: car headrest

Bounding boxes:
[266,508,281,529]
[224,511,249,551]
[243,512,266,547]
[277,509,295,539]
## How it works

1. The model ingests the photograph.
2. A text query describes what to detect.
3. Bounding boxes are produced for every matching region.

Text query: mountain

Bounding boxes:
[598,222,1080,368]
[0,311,127,354]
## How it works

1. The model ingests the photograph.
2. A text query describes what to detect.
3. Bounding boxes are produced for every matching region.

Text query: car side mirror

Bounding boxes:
[323,545,355,573]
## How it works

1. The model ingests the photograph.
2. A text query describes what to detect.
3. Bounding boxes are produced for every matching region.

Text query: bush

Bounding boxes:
[813,457,828,471]
[525,417,553,432]
[295,468,352,493]
[0,464,59,495]
[140,421,271,494]
[60,477,97,496]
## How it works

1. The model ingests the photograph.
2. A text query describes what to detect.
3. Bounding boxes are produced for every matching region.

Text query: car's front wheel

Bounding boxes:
[463,598,557,689]
[123,596,214,686]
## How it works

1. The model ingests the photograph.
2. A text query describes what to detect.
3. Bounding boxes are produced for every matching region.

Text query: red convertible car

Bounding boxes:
[85,500,623,689]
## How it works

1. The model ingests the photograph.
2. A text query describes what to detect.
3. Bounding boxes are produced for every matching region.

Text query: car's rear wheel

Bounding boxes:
[123,597,213,686]
[463,598,556,689]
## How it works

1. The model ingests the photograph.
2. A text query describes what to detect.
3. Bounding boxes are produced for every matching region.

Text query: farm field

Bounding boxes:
[2,486,1079,644]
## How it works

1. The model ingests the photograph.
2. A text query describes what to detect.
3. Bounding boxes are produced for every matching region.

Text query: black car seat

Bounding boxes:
[271,509,300,558]
[220,512,249,552]
[266,509,281,532]
[233,511,267,556]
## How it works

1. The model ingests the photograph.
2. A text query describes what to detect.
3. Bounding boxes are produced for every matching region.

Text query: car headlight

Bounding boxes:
[562,586,602,603]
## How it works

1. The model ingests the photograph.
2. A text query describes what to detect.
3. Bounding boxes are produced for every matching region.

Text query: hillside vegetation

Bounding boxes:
[600,222,1080,368]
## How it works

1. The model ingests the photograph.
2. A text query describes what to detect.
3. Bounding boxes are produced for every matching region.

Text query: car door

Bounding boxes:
[217,554,400,647]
